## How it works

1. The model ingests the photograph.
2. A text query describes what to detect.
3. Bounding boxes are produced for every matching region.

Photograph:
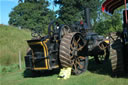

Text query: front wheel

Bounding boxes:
[97,42,110,62]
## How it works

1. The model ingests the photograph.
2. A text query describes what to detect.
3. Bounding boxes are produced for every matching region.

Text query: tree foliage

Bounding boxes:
[54,0,123,35]
[94,6,123,35]
[54,0,101,25]
[10,0,124,35]
[9,0,55,33]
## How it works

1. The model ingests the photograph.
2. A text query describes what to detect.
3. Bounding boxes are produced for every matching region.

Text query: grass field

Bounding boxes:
[0,25,128,85]
[0,25,31,65]
[0,60,128,85]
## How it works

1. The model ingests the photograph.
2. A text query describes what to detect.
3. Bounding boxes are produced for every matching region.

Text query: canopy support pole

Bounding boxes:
[124,0,127,24]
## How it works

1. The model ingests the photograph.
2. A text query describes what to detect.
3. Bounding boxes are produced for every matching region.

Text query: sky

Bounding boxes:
[0,0,59,25]
[0,0,19,25]
[0,0,127,25]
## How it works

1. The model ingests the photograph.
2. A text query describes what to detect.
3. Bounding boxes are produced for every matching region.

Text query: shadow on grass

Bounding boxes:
[23,59,128,78]
[88,58,128,78]
[88,58,112,75]
[23,69,60,78]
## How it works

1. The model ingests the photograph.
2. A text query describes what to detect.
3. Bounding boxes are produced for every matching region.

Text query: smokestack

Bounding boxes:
[85,8,91,29]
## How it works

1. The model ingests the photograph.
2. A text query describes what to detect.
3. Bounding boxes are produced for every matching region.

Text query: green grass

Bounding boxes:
[0,25,128,85]
[0,59,128,85]
[0,25,31,65]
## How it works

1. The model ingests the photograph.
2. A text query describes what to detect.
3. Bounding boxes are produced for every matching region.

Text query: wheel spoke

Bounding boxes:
[76,61,83,69]
[70,44,75,50]
[103,49,106,56]
[99,43,105,50]
[72,37,78,46]
[70,56,73,58]
[73,64,78,73]
[77,44,84,51]
[71,60,74,64]
[77,37,80,43]
[79,56,86,60]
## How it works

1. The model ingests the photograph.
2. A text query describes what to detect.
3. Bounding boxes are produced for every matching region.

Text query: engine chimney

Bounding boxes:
[85,8,92,29]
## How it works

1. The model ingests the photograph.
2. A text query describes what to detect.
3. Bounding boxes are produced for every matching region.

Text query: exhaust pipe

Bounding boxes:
[85,8,92,29]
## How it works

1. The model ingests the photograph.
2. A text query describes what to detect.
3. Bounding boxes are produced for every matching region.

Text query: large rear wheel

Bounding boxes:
[59,32,88,75]
[110,32,124,76]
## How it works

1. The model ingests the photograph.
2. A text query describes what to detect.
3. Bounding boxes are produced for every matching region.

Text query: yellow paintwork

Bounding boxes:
[29,42,42,45]
[104,40,110,44]
[28,38,59,70]
[28,39,49,70]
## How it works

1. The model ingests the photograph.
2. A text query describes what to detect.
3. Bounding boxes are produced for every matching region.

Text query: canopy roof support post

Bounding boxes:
[124,0,127,24]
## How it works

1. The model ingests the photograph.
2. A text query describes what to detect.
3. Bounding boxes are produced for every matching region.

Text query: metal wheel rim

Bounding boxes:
[70,34,86,74]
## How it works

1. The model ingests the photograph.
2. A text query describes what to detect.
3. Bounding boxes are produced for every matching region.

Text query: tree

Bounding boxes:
[54,0,101,25]
[54,0,123,35]
[54,0,80,25]
[9,0,55,34]
[94,5,123,35]
[94,13,122,35]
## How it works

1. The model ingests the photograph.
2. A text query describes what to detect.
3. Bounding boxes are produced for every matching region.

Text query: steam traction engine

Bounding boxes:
[102,0,128,76]
[24,19,110,75]
[24,8,110,75]
[25,21,88,75]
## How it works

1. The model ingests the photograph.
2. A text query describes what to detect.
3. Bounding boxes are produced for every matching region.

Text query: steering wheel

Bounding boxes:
[31,30,41,38]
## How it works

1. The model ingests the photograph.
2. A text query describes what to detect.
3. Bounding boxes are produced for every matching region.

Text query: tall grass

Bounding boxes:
[0,25,31,65]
